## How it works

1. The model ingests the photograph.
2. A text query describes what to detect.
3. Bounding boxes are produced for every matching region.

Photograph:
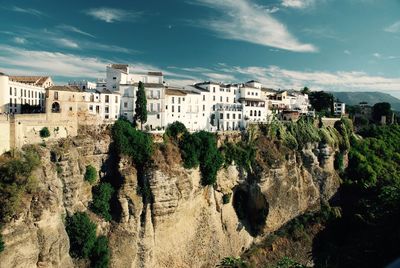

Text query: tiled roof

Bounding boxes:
[47,85,82,92]
[147,72,163,76]
[9,76,51,86]
[111,64,129,73]
[132,82,164,88]
[165,88,187,96]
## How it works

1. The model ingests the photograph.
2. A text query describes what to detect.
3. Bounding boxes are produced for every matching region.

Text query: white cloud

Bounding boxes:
[55,38,80,49]
[190,0,317,52]
[13,37,26,44]
[230,65,400,92]
[384,21,400,33]
[373,52,382,58]
[56,25,95,38]
[10,6,43,16]
[0,45,107,78]
[203,72,236,81]
[281,0,315,9]
[344,50,351,55]
[85,7,141,23]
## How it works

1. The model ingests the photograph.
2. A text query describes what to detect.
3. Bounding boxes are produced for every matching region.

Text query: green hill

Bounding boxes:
[330,91,400,111]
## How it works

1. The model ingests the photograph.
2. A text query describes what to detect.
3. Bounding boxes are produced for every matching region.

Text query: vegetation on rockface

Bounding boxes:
[134,81,147,130]
[112,119,154,167]
[217,256,248,268]
[0,231,4,253]
[240,203,339,267]
[66,212,97,259]
[39,127,50,138]
[90,235,110,268]
[179,131,224,185]
[91,182,114,221]
[0,147,40,223]
[65,212,110,267]
[164,121,188,140]
[84,165,97,184]
[311,124,400,267]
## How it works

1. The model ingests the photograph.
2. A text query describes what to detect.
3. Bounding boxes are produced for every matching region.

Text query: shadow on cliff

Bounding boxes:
[233,184,269,237]
[100,142,123,222]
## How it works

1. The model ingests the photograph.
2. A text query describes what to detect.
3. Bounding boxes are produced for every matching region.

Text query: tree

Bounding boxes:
[84,165,97,184]
[90,236,110,268]
[39,127,50,138]
[91,183,114,221]
[309,91,334,114]
[301,87,310,95]
[65,212,97,259]
[134,81,147,130]
[372,102,392,124]
[0,232,4,252]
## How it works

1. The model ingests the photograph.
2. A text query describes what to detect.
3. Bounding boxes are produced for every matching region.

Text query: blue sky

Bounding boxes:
[1,0,400,97]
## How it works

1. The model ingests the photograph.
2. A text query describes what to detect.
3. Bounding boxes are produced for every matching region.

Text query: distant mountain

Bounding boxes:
[330,91,400,111]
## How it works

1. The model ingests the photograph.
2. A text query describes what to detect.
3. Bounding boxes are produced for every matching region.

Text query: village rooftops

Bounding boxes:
[47,85,82,92]
[132,82,164,88]
[9,76,52,87]
[165,88,187,96]
[147,72,163,76]
[110,64,129,73]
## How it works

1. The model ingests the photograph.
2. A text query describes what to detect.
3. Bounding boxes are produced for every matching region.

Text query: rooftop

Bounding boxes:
[9,76,51,87]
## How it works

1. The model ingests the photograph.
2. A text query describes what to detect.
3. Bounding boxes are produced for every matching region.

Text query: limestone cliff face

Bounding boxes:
[0,128,341,268]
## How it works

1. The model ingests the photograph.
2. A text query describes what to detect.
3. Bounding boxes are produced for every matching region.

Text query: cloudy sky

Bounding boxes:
[1,0,400,97]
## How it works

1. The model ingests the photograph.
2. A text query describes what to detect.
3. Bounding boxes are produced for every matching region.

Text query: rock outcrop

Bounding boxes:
[0,127,341,268]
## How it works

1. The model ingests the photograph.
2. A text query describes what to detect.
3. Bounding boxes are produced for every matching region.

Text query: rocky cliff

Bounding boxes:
[0,126,341,268]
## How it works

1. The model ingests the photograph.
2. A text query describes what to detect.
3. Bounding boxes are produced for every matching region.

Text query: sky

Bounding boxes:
[0,0,400,97]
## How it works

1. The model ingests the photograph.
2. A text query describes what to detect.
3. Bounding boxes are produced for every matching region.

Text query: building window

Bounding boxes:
[259,111,261,116]
[178,97,181,104]
[172,106,174,112]
[115,96,118,103]
[105,95,109,103]
[213,96,215,101]
[213,87,215,93]
[105,106,109,113]
[250,110,253,116]
[14,88,17,96]
[213,105,215,111]
[220,96,222,102]
[178,106,181,113]
[113,77,117,80]
[105,115,109,119]
[157,114,160,119]
[226,97,229,102]
[54,91,59,100]
[227,113,230,119]
[89,105,93,111]
[9,98,12,106]
[220,114,223,119]
[203,105,205,111]
[233,114,236,119]
[239,114,242,119]
[124,102,128,108]
[172,97,175,104]
[165,105,168,110]
[203,95,205,101]
[9,87,12,95]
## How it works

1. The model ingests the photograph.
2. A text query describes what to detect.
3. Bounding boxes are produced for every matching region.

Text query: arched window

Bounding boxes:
[51,102,60,113]
[258,110,261,116]
[250,110,253,116]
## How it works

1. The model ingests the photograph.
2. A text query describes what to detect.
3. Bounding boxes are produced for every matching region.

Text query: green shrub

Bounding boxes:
[112,119,154,166]
[90,235,110,268]
[222,193,232,204]
[165,121,188,140]
[334,151,344,173]
[84,165,97,184]
[275,256,307,268]
[65,212,97,259]
[39,127,50,138]
[0,147,40,223]
[91,183,114,221]
[0,232,4,252]
[222,142,256,172]
[218,256,247,267]
[179,131,223,185]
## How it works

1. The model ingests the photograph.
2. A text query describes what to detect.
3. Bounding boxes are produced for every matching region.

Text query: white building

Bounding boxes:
[0,73,53,114]
[68,80,97,91]
[334,101,346,116]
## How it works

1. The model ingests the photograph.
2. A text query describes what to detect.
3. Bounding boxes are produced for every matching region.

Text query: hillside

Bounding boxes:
[331,91,400,111]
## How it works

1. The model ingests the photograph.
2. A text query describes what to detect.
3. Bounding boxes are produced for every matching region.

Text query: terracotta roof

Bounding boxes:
[261,87,277,93]
[147,72,163,76]
[47,85,82,92]
[165,88,187,96]
[111,64,129,73]
[9,76,51,86]
[132,82,164,88]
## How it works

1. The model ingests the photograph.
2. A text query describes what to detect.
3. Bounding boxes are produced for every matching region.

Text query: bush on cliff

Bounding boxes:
[90,235,110,268]
[84,165,97,184]
[65,212,97,258]
[165,121,188,141]
[112,119,154,166]
[91,182,114,221]
[179,131,223,185]
[0,232,4,252]
[39,127,50,138]
[0,146,40,223]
